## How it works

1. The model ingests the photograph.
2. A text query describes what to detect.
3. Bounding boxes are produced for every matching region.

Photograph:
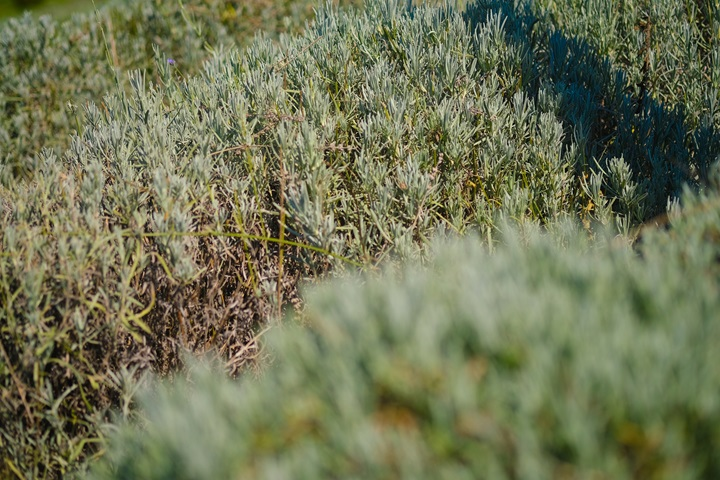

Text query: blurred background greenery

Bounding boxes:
[0,0,110,20]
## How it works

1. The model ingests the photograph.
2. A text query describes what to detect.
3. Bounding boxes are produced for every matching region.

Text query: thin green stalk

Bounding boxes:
[276,145,287,319]
[134,229,363,268]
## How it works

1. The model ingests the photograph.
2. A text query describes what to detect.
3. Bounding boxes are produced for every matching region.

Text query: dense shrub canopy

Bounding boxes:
[0,0,719,477]
[91,185,720,479]
[0,0,359,181]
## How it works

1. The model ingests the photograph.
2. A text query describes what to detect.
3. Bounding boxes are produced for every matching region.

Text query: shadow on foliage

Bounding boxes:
[462,0,720,221]
[13,0,45,8]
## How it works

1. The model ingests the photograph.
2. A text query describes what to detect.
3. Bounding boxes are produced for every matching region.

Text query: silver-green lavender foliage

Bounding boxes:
[1,0,365,477]
[90,180,720,480]
[0,0,358,180]
[540,0,720,217]
[2,0,720,477]
[470,0,720,223]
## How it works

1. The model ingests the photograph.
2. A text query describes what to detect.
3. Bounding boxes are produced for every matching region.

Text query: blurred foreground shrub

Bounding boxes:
[91,180,720,480]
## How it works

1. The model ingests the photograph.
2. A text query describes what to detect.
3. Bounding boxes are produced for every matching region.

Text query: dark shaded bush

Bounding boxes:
[12,0,44,9]
[466,0,720,221]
